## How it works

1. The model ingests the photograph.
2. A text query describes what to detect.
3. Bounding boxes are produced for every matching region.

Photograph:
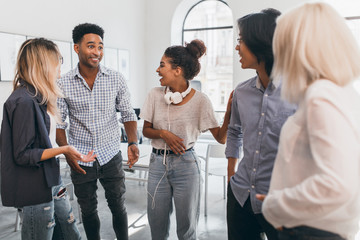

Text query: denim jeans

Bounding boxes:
[71,151,128,240]
[21,179,81,240]
[278,226,346,240]
[227,185,278,240]
[147,150,201,240]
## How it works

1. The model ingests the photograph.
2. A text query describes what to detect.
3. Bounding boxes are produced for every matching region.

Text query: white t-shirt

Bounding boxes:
[47,111,57,147]
[262,79,360,239]
[140,87,219,150]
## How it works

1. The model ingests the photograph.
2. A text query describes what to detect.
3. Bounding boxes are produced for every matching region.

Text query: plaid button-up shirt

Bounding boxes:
[57,65,137,166]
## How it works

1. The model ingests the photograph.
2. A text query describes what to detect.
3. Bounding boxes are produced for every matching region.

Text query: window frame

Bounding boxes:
[182,0,233,44]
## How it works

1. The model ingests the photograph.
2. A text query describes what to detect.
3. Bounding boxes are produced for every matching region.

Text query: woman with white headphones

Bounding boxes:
[140,39,232,240]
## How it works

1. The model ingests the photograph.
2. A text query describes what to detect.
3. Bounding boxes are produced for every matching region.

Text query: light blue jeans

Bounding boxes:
[147,150,201,240]
[21,180,81,240]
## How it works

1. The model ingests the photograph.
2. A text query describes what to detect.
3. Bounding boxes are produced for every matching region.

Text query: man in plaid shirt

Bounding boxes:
[56,23,139,240]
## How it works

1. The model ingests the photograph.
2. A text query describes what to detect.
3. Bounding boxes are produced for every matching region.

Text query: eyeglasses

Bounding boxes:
[59,56,64,65]
[236,38,243,45]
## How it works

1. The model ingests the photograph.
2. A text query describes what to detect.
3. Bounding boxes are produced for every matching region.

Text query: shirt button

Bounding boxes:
[258,132,262,135]
[261,113,265,116]
[265,94,268,97]
[253,168,256,172]
[255,150,259,154]
[252,185,255,189]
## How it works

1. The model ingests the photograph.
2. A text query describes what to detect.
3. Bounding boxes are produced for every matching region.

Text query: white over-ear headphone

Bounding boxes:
[164,84,192,105]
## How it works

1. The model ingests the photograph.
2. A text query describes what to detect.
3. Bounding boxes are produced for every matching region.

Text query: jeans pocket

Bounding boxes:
[180,151,196,162]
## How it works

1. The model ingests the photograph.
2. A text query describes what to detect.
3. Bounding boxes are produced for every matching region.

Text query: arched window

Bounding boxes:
[347,17,360,47]
[325,0,360,46]
[183,0,233,112]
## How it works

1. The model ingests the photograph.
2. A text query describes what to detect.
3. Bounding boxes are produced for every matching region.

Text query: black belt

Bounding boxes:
[152,147,193,155]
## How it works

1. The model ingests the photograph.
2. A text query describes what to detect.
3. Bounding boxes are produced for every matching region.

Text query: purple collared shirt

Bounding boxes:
[226,76,296,214]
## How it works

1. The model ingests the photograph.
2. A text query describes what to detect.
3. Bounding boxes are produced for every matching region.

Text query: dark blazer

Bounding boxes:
[0,80,60,207]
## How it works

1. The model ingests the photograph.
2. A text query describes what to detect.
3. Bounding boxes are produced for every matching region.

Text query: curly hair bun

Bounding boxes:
[185,39,206,59]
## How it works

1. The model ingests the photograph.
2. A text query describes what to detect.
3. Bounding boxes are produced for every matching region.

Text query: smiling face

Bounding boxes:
[74,33,103,69]
[235,35,259,70]
[156,55,178,87]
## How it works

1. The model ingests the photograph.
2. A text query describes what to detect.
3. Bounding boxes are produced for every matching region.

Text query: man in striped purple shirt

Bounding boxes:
[225,9,296,240]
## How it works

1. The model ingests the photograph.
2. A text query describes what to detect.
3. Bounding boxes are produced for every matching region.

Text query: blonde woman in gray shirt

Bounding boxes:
[140,39,232,240]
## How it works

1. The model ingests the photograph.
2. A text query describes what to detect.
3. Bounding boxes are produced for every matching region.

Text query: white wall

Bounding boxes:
[0,0,146,108]
[144,0,308,93]
[1,0,357,112]
[0,82,13,122]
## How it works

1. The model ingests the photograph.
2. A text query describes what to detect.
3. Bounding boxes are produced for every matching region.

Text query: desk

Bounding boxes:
[120,144,152,182]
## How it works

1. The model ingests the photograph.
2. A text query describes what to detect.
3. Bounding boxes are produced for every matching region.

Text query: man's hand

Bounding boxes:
[65,146,96,174]
[227,157,238,182]
[256,194,266,202]
[66,156,86,174]
[256,194,283,231]
[127,144,139,168]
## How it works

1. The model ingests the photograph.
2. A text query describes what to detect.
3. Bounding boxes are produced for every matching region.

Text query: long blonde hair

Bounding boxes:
[14,38,63,120]
[272,2,360,104]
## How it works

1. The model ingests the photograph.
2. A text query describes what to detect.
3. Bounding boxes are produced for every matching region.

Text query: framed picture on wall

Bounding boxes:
[118,49,130,81]
[104,47,119,71]
[0,32,26,81]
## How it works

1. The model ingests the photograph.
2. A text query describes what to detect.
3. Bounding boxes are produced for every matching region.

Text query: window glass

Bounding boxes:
[347,18,360,47]
[184,1,233,29]
[183,0,233,112]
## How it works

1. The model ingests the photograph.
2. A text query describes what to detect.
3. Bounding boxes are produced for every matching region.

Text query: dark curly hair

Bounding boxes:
[164,39,206,80]
[238,8,281,76]
[72,23,104,44]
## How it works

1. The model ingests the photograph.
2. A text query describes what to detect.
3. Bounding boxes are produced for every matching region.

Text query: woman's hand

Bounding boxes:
[160,130,186,154]
[66,145,96,163]
[226,90,234,114]
[142,121,186,154]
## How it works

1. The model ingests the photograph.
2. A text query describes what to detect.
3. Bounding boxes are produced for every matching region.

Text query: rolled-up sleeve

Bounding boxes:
[115,74,137,123]
[225,90,243,158]
[56,96,68,129]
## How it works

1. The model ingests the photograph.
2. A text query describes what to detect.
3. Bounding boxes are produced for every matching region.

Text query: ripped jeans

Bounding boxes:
[21,180,81,240]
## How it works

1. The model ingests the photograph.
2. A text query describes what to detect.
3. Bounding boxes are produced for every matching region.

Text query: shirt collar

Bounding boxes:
[72,63,110,79]
[254,75,277,91]
[255,75,262,89]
